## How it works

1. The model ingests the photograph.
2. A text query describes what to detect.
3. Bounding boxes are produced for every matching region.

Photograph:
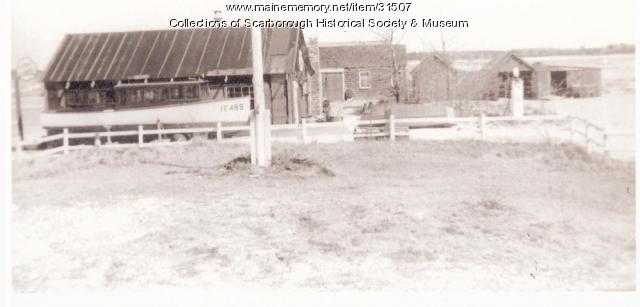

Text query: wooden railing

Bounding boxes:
[13,119,348,159]
[12,114,635,160]
[567,116,634,156]
[356,113,634,159]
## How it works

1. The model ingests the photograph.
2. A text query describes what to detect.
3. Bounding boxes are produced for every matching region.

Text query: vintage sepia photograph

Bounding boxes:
[4,0,638,304]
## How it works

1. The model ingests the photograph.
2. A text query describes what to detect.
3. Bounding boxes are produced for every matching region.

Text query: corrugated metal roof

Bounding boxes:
[44,28,299,82]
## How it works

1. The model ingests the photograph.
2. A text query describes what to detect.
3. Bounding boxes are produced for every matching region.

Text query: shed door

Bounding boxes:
[322,72,344,102]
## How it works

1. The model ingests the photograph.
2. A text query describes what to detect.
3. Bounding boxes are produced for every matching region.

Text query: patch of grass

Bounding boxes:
[12,140,635,291]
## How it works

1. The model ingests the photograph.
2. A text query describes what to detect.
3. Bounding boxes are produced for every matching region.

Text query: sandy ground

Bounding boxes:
[12,141,635,291]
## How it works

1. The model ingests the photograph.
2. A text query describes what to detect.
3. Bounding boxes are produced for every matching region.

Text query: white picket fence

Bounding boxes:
[12,114,635,160]
[355,113,635,159]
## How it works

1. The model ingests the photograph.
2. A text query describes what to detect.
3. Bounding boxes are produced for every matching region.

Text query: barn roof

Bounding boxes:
[43,28,303,83]
[410,53,454,75]
[479,51,534,72]
[530,62,601,72]
[455,51,535,99]
[319,43,407,69]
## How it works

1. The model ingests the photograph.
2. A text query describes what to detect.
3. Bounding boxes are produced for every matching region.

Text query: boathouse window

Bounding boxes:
[184,85,198,99]
[116,82,205,105]
[226,85,253,98]
[154,88,168,102]
[207,84,224,99]
[169,87,182,100]
[359,71,370,89]
[64,89,114,107]
[131,89,144,104]
[143,89,155,102]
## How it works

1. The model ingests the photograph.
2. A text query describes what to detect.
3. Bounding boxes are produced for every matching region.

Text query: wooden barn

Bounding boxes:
[531,63,601,98]
[410,53,457,102]
[317,42,407,103]
[457,52,539,100]
[42,27,314,129]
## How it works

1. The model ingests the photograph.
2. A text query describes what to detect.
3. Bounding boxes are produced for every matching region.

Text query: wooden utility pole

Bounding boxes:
[12,70,25,141]
[251,27,271,167]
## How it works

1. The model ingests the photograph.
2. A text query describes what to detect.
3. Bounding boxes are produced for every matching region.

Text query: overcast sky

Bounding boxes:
[11,0,636,69]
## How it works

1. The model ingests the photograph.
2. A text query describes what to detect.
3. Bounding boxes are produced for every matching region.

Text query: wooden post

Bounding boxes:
[156,120,162,141]
[389,114,396,142]
[15,139,23,161]
[63,128,69,155]
[105,126,112,144]
[264,109,272,164]
[138,125,143,147]
[292,81,300,124]
[569,117,575,144]
[249,112,257,165]
[603,131,609,157]
[480,113,486,141]
[301,118,308,144]
[445,106,455,118]
[251,26,270,167]
[217,122,223,142]
[12,70,25,141]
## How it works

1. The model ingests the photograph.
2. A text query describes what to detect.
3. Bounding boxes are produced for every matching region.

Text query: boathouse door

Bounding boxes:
[321,71,344,102]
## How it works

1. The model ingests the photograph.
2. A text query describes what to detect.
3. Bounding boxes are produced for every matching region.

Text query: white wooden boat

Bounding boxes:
[40,97,251,128]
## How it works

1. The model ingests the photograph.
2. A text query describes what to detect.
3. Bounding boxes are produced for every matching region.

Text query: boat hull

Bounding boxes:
[40,98,251,128]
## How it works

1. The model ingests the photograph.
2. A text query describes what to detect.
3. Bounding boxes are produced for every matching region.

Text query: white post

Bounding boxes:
[603,131,609,157]
[251,27,270,167]
[156,121,162,141]
[217,122,223,142]
[480,113,486,141]
[301,118,308,144]
[389,114,396,142]
[15,139,23,161]
[569,117,575,144]
[585,124,591,153]
[264,109,272,164]
[510,68,524,117]
[63,128,69,155]
[138,125,143,147]
[105,126,112,144]
[249,113,257,165]
[445,106,455,118]
[292,81,300,124]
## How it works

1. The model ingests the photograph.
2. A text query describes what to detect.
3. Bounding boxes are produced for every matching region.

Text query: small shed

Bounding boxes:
[532,63,601,98]
[411,53,457,102]
[457,52,537,100]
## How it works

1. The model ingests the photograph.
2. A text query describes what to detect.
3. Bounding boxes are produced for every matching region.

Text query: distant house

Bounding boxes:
[411,53,457,102]
[317,42,407,103]
[43,27,314,126]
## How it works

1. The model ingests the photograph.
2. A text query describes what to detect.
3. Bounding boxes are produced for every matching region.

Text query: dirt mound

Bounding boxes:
[222,156,252,171]
[221,153,335,177]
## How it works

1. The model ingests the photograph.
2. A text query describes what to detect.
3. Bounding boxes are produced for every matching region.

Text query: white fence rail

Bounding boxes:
[567,116,634,156]
[13,114,635,160]
[356,113,634,159]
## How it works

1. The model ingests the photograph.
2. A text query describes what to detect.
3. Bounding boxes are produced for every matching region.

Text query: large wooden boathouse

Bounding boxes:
[42,27,315,133]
